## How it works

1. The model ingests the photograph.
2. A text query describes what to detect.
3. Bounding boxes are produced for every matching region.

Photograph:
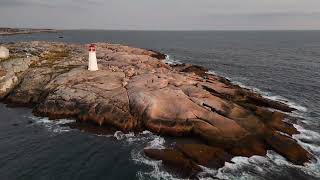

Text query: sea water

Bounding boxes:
[0,30,319,180]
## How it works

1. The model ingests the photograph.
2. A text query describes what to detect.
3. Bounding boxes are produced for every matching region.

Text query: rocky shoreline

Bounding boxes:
[0,41,313,178]
[0,28,57,36]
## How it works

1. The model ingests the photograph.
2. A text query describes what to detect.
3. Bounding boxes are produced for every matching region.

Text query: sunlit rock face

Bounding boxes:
[0,46,9,60]
[0,41,313,177]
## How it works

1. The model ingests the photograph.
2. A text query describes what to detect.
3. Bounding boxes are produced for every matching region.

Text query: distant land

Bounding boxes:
[0,28,57,36]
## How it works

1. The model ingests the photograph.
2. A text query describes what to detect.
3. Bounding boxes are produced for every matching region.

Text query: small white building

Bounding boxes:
[0,46,9,59]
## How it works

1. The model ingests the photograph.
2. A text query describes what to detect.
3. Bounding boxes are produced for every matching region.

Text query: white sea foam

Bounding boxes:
[215,158,261,180]
[293,124,320,154]
[208,69,308,113]
[96,129,174,179]
[114,131,135,141]
[197,165,218,180]
[28,116,75,134]
[213,149,320,179]
[145,136,165,150]
[128,132,181,180]
[112,130,166,147]
[193,121,320,180]
[234,81,307,112]
[132,148,181,180]
[212,123,320,180]
[164,54,181,65]
[206,70,217,75]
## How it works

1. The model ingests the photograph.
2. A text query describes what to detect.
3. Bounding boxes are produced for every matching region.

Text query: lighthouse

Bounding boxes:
[88,44,98,71]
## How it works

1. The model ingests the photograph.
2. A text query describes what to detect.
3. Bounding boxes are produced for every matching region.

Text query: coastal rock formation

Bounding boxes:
[0,46,9,59]
[0,41,313,177]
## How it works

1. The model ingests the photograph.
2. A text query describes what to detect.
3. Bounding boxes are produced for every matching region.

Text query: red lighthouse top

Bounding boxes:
[89,44,96,52]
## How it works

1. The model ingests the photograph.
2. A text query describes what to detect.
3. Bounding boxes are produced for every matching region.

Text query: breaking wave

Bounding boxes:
[207,70,307,113]
[164,54,181,65]
[117,131,178,180]
[27,116,75,134]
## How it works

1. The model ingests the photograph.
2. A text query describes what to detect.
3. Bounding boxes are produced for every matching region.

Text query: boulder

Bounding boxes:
[144,148,201,178]
[176,144,232,168]
[0,46,9,59]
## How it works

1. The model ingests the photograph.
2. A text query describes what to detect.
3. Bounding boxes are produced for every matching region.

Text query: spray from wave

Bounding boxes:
[27,116,75,134]
[164,54,181,65]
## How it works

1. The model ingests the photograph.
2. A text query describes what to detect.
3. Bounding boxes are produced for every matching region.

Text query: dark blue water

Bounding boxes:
[0,31,320,180]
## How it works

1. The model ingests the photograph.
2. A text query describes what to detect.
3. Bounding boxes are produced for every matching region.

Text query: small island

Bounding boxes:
[0,41,313,178]
[0,28,57,36]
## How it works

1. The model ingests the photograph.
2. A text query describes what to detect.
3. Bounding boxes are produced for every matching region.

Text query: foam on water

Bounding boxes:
[123,131,181,180]
[207,70,308,113]
[197,166,218,180]
[200,70,320,179]
[28,116,75,134]
[164,54,181,65]
[114,131,135,141]
[132,148,181,180]
[199,119,320,180]
[105,130,178,179]
[208,123,320,180]
[293,124,320,155]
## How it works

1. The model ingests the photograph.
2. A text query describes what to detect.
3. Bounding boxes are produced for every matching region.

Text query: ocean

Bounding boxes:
[0,30,319,180]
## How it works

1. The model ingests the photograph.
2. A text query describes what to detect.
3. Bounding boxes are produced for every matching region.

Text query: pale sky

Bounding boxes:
[1,0,320,30]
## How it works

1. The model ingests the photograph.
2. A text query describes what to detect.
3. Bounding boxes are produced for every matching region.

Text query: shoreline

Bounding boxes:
[0,41,313,178]
[0,28,58,36]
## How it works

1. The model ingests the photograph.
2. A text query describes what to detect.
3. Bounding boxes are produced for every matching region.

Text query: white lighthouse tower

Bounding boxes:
[88,44,98,71]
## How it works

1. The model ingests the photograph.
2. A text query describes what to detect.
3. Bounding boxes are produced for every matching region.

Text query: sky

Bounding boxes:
[0,0,320,30]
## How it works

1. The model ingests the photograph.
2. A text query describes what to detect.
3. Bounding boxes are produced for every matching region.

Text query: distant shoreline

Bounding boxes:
[0,28,57,36]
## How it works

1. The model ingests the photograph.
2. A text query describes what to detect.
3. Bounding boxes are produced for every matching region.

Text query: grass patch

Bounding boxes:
[42,49,70,62]
[31,48,71,68]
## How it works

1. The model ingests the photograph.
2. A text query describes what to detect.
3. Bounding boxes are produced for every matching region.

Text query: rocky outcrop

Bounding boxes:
[0,46,10,59]
[144,148,201,178]
[0,41,313,177]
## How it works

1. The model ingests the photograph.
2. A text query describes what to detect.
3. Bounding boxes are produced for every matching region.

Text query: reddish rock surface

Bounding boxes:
[0,68,6,77]
[0,41,313,176]
[176,144,232,168]
[144,148,201,178]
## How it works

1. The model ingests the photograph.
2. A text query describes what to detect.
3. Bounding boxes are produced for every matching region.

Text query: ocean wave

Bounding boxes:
[28,116,75,134]
[211,123,320,180]
[111,130,166,146]
[98,129,175,179]
[164,54,182,65]
[211,149,320,180]
[293,124,320,155]
[197,166,218,180]
[128,132,179,180]
[132,148,181,180]
[114,131,135,141]
[234,81,307,112]
[207,69,308,113]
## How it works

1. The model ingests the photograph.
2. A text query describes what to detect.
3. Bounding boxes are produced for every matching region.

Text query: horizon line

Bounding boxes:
[2,27,320,31]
